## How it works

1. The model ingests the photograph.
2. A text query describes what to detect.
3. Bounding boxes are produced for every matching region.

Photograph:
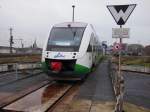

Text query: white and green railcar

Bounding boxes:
[42,22,102,80]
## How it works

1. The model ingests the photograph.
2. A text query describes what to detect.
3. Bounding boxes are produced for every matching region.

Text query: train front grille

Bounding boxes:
[45,59,76,72]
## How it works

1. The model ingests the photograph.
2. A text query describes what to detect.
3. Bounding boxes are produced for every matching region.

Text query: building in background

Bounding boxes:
[16,47,42,54]
[112,43,144,56]
[127,44,144,56]
[143,45,150,56]
[16,40,42,54]
[0,46,16,54]
[0,40,42,54]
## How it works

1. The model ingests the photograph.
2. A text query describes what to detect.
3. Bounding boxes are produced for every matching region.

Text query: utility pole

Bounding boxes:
[72,5,75,22]
[9,28,14,54]
[14,38,24,48]
[116,25,124,112]
[21,39,24,48]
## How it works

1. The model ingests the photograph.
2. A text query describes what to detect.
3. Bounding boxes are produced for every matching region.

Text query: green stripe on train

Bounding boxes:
[74,64,91,74]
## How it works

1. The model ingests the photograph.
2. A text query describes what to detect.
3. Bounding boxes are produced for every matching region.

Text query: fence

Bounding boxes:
[121,65,150,73]
[108,59,125,112]
[0,62,41,72]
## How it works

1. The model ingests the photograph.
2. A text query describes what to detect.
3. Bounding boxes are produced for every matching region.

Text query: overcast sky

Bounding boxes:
[0,0,150,48]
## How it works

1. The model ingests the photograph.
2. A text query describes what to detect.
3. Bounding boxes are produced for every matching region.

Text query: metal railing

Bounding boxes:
[108,59,125,112]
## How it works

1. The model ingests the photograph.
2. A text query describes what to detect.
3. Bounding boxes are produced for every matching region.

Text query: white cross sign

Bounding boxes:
[107,4,136,25]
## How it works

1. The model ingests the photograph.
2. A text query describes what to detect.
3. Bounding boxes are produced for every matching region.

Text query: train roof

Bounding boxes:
[53,22,88,28]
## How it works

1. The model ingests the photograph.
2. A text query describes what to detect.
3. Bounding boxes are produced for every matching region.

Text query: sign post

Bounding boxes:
[107,4,136,112]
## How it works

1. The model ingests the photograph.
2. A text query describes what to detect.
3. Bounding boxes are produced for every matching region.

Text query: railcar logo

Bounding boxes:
[54,52,65,58]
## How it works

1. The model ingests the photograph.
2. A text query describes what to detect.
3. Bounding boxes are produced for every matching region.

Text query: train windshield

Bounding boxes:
[47,27,85,52]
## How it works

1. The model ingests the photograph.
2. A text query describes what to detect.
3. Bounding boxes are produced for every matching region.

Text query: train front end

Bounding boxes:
[41,22,90,80]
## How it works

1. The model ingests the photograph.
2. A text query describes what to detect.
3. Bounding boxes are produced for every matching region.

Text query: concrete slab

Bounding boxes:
[66,99,92,112]
[65,100,150,112]
[90,101,115,112]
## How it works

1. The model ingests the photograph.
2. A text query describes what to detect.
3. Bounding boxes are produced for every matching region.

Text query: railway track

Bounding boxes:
[0,72,50,109]
[1,81,80,112]
[0,69,43,87]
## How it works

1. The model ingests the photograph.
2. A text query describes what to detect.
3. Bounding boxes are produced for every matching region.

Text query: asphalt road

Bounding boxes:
[123,71,150,109]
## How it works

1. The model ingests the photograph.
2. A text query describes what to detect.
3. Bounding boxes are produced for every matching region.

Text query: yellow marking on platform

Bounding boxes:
[65,99,92,112]
[90,101,115,112]
[124,102,150,112]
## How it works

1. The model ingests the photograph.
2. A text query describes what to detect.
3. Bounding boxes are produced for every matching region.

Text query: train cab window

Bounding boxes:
[47,27,86,52]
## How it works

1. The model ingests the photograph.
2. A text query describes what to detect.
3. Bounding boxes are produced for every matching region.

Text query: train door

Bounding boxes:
[91,33,96,67]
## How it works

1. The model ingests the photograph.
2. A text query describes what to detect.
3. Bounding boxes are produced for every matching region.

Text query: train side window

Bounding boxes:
[87,33,93,52]
[87,44,92,52]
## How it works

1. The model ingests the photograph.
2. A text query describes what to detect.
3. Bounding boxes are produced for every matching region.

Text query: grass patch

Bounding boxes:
[112,56,150,68]
[0,54,41,64]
